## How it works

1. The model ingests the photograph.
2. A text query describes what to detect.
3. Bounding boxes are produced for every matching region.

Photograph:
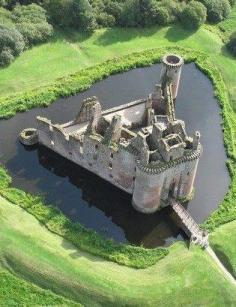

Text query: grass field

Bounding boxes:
[210,220,236,279]
[1,24,236,115]
[0,196,236,306]
[0,268,79,306]
[0,25,224,96]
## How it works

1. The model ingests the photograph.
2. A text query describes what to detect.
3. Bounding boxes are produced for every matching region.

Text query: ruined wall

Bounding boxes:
[112,147,136,192]
[160,54,184,100]
[37,117,53,148]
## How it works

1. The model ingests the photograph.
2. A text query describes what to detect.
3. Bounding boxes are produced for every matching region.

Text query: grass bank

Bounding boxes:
[210,220,236,279]
[0,24,223,97]
[0,267,79,306]
[0,196,236,306]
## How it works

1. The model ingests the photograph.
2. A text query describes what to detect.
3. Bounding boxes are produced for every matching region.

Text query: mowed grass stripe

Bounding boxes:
[0,196,236,306]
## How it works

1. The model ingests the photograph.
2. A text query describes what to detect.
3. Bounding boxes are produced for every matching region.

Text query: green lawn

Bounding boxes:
[0,196,236,306]
[210,220,236,279]
[1,23,236,118]
[0,25,224,97]
[0,268,79,306]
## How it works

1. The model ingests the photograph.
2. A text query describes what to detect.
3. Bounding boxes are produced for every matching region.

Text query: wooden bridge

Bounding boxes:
[171,200,209,248]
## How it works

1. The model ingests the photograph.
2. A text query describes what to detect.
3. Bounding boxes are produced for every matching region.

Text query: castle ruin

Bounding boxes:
[20,54,202,214]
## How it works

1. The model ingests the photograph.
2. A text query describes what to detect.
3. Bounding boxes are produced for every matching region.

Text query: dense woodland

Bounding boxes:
[0,0,235,66]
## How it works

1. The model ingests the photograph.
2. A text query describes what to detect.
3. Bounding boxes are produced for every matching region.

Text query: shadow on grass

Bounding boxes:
[212,244,235,279]
[165,25,196,42]
[94,26,163,46]
[61,238,104,263]
[52,28,94,44]
[220,45,236,60]
[50,25,196,47]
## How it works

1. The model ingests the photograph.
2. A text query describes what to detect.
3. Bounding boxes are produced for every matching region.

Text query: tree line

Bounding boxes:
[0,0,235,66]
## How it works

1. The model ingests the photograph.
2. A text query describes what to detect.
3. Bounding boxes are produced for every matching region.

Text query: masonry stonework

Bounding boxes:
[20,54,202,214]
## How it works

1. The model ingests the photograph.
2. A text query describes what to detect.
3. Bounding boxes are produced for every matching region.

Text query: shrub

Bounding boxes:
[119,0,141,27]
[140,0,171,26]
[199,0,231,23]
[42,0,72,27]
[180,1,207,30]
[228,0,235,7]
[159,0,181,23]
[154,6,171,26]
[226,31,236,57]
[96,12,116,27]
[103,0,123,24]
[0,7,13,26]
[70,0,96,31]
[11,4,53,46]
[0,24,24,66]
[44,0,96,31]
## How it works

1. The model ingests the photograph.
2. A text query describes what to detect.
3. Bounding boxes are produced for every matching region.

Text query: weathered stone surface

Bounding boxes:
[22,54,202,214]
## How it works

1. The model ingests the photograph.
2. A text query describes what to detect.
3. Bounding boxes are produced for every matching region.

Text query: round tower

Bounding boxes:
[160,54,184,100]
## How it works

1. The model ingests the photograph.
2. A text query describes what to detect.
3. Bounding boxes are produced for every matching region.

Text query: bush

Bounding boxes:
[180,1,207,30]
[226,31,236,57]
[96,12,116,27]
[119,0,141,27]
[11,4,53,46]
[43,0,96,31]
[43,0,72,27]
[200,0,231,23]
[0,24,24,66]
[154,6,171,26]
[228,0,235,7]
[70,0,96,31]
[159,0,182,23]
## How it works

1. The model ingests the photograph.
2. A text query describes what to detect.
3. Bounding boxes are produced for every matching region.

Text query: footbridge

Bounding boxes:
[170,200,209,248]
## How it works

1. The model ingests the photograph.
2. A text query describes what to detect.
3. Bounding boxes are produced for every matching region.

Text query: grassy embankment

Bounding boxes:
[0,267,79,306]
[209,220,236,279]
[0,195,236,306]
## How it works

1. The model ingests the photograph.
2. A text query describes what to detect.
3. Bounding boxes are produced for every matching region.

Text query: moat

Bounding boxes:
[0,63,230,247]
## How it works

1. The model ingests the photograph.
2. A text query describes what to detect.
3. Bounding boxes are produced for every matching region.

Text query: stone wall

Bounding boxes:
[132,150,201,213]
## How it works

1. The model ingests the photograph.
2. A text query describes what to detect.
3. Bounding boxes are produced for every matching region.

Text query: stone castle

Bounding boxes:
[20,54,202,214]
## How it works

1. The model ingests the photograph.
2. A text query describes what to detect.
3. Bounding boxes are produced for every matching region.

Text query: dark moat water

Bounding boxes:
[0,64,230,247]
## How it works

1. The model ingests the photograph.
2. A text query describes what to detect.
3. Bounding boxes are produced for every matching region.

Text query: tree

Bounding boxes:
[12,4,53,46]
[199,0,231,23]
[43,0,73,27]
[70,0,96,31]
[119,0,141,27]
[152,5,170,26]
[226,31,236,57]
[0,24,25,66]
[228,0,235,7]
[180,1,207,30]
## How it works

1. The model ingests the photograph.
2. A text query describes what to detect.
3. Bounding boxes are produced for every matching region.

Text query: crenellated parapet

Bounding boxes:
[136,146,202,175]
